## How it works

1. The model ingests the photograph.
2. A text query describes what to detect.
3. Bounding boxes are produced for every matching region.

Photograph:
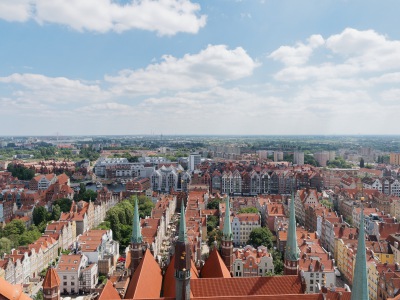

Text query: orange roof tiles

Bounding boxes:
[98,280,121,300]
[124,249,162,299]
[0,277,32,300]
[190,276,304,298]
[201,249,231,279]
[43,267,60,289]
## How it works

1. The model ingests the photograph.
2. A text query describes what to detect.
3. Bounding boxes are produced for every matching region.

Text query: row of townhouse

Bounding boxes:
[363,177,400,197]
[215,169,324,196]
[0,220,75,284]
[232,245,274,277]
[60,192,118,236]
[150,164,191,193]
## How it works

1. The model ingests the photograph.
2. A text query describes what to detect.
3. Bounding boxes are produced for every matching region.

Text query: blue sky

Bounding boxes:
[1,0,400,135]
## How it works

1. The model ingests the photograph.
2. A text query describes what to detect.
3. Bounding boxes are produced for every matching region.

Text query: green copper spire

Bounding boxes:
[285,192,300,261]
[131,196,143,244]
[223,195,232,240]
[351,206,369,300]
[178,202,187,242]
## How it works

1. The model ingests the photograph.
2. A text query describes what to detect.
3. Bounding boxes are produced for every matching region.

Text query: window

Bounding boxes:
[71,282,75,286]
[63,276,67,280]
[63,282,67,286]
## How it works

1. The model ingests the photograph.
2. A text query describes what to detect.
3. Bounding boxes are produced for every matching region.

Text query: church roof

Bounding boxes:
[201,249,231,278]
[163,254,199,298]
[0,277,32,300]
[190,276,304,298]
[124,249,162,299]
[98,280,121,300]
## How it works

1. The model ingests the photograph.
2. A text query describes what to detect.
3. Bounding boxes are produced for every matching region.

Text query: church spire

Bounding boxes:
[130,196,143,275]
[223,195,232,240]
[131,196,143,244]
[221,195,233,273]
[178,202,187,243]
[351,202,369,300]
[284,192,300,275]
[175,202,191,300]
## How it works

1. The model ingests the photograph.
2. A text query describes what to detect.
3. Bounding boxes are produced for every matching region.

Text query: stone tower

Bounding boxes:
[220,195,233,273]
[284,192,300,275]
[43,267,61,300]
[175,203,191,300]
[351,202,369,300]
[130,196,143,275]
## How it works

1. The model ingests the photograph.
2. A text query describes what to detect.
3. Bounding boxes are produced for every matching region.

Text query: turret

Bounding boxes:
[130,196,143,274]
[351,199,369,300]
[43,266,61,300]
[175,203,191,300]
[221,195,233,272]
[284,192,300,275]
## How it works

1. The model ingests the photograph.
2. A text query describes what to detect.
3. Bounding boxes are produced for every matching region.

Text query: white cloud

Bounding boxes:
[0,73,107,104]
[0,0,32,22]
[0,0,206,35]
[269,34,324,66]
[106,44,259,95]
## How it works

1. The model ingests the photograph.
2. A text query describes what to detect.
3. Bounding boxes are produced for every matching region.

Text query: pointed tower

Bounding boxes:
[43,266,61,300]
[175,203,191,300]
[351,201,369,300]
[220,195,233,273]
[130,196,143,275]
[284,192,300,275]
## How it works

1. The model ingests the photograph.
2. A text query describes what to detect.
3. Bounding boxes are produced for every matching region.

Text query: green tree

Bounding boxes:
[0,237,13,255]
[4,219,26,236]
[271,249,284,275]
[51,204,61,221]
[207,198,221,210]
[247,227,273,248]
[360,158,365,168]
[35,290,44,300]
[206,215,219,233]
[52,198,72,212]
[238,207,259,214]
[33,206,49,226]
[207,229,222,248]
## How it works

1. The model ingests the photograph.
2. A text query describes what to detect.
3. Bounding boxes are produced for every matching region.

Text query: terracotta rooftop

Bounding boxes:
[124,249,162,299]
[43,267,61,289]
[201,249,231,279]
[0,277,32,300]
[190,276,304,298]
[98,280,121,300]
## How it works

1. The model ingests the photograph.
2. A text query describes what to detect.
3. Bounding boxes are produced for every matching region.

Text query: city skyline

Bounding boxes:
[1,0,400,135]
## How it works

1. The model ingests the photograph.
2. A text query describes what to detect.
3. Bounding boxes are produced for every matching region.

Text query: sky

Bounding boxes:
[1,0,400,136]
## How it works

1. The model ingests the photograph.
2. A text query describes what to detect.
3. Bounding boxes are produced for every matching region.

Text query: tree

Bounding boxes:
[207,199,221,210]
[360,158,365,168]
[207,229,222,248]
[33,206,49,226]
[238,207,259,214]
[4,219,26,236]
[247,227,273,248]
[271,249,284,275]
[0,237,13,255]
[52,198,72,212]
[207,215,219,233]
[51,204,61,221]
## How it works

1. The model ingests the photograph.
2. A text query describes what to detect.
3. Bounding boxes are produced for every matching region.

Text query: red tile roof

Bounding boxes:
[98,280,121,300]
[43,267,60,289]
[124,249,162,299]
[190,276,304,298]
[201,249,231,279]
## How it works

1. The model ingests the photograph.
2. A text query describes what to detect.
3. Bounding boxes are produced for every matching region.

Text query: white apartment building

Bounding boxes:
[231,213,261,246]
[189,153,201,172]
[57,254,98,294]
